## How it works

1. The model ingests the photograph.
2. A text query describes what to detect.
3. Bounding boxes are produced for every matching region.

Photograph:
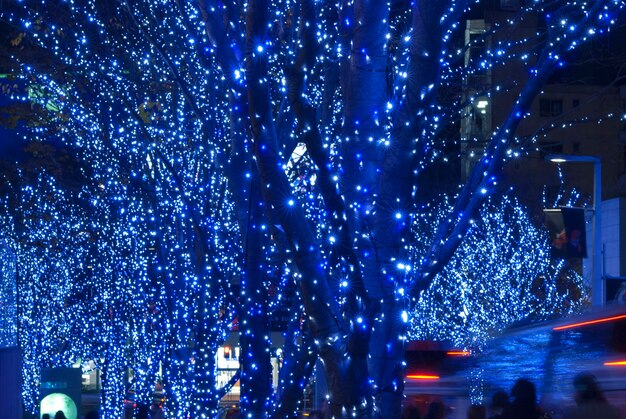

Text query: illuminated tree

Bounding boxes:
[0,174,129,416]
[409,195,586,350]
[1,0,624,418]
[0,159,241,416]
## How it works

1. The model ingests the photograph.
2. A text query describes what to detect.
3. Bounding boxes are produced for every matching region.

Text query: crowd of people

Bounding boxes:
[41,412,67,419]
[41,372,621,418]
[401,372,621,419]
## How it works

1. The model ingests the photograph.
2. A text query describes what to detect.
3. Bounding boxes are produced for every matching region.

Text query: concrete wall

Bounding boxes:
[603,198,626,277]
[601,198,626,303]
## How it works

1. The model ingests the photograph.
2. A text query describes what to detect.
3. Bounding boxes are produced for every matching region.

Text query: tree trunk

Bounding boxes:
[239,180,274,417]
[245,0,378,416]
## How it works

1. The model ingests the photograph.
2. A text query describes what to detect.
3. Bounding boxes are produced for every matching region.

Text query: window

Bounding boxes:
[541,141,564,154]
[468,33,486,66]
[500,0,521,10]
[540,98,563,117]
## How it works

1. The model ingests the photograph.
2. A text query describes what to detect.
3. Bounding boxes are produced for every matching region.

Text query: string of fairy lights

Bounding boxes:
[0,0,624,417]
[0,236,17,350]
[408,194,586,351]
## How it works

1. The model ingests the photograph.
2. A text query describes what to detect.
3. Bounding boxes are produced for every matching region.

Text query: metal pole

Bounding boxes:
[592,160,603,306]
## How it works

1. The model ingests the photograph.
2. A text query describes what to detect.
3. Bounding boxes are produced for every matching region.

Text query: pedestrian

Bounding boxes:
[54,411,67,419]
[468,404,486,419]
[563,372,620,419]
[424,401,445,419]
[489,390,509,419]
[502,378,549,419]
[42,415,51,419]
[402,404,421,419]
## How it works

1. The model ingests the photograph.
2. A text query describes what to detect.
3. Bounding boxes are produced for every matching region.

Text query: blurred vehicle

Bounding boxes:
[403,305,626,418]
[477,305,626,417]
[403,340,473,418]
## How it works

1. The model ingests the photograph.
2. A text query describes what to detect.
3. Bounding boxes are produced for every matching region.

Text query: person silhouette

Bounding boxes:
[402,404,421,419]
[489,390,509,419]
[502,378,548,419]
[468,404,487,419]
[424,401,445,419]
[54,411,67,419]
[563,372,620,419]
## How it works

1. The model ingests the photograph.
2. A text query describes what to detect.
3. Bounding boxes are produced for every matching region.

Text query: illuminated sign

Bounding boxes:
[40,393,77,419]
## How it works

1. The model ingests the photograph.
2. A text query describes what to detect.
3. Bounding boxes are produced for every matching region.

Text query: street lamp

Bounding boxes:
[546,154,603,306]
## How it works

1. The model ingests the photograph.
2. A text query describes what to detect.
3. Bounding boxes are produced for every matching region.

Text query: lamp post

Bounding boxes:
[546,154,603,306]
